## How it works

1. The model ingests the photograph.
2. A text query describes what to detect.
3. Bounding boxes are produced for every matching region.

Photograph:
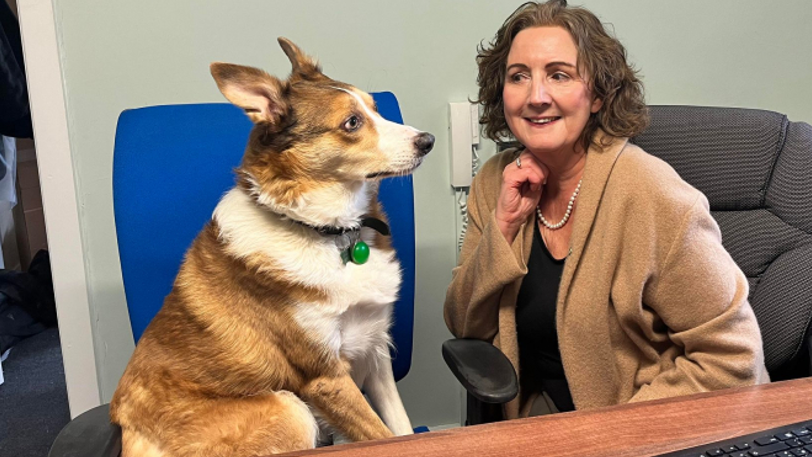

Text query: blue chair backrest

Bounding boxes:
[113,92,414,381]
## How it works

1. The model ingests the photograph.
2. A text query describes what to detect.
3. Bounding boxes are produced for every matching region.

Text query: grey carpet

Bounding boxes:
[0,327,70,457]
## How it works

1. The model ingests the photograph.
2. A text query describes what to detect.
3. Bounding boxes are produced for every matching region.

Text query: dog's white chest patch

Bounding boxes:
[293,300,394,362]
[290,245,401,364]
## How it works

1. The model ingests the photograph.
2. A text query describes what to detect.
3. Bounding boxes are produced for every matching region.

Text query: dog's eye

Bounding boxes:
[343,115,362,132]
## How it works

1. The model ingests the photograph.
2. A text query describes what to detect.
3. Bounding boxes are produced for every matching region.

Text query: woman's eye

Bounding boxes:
[509,72,527,83]
[343,115,361,132]
[551,72,571,82]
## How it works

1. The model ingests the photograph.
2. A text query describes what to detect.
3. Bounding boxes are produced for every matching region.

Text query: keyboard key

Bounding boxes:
[789,439,805,448]
[793,449,810,456]
[778,433,797,441]
[750,442,790,456]
[757,437,781,446]
[739,444,753,450]
[706,450,724,456]
[796,429,812,437]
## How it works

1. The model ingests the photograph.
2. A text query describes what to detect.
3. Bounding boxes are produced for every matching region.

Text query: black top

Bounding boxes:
[515,221,575,412]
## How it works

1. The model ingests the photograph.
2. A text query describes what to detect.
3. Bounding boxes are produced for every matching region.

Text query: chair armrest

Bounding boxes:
[442,338,518,404]
[48,403,121,457]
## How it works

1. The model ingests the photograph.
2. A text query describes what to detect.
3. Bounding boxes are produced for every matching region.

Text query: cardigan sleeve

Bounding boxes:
[443,154,529,340]
[629,193,769,403]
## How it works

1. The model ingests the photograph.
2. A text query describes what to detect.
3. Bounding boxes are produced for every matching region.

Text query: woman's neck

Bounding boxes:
[534,149,586,200]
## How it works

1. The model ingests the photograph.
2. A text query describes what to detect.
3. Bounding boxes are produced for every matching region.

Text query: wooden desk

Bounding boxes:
[281,377,812,457]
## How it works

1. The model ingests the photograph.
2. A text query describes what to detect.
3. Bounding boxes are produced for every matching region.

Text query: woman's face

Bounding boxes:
[503,26,602,157]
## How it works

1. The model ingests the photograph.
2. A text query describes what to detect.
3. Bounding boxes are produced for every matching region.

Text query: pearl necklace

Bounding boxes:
[536,179,582,230]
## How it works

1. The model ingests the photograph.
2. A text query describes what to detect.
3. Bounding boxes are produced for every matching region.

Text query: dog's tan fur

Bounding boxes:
[109,38,432,457]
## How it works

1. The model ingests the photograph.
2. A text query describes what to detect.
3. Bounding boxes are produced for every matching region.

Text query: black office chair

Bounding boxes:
[443,105,812,425]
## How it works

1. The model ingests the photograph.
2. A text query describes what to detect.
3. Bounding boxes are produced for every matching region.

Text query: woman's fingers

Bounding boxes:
[503,152,546,202]
[518,152,549,187]
[495,152,548,242]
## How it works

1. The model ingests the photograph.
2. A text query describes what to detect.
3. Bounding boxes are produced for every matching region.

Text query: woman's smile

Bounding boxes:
[524,116,561,127]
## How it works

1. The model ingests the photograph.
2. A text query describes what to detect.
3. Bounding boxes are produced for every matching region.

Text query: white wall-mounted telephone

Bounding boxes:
[448,102,480,188]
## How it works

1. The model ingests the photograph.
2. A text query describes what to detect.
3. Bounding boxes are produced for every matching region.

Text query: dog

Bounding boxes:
[109,37,434,457]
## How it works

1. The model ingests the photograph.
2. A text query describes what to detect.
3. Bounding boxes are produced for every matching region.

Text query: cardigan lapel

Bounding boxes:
[557,133,628,322]
[553,133,627,410]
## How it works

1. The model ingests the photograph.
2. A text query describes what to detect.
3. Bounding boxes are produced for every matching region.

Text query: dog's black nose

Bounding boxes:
[415,132,435,156]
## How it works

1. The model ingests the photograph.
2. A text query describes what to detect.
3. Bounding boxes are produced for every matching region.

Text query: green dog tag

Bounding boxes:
[350,241,370,265]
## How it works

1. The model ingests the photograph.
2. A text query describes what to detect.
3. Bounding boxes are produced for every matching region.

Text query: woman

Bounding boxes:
[444,0,769,420]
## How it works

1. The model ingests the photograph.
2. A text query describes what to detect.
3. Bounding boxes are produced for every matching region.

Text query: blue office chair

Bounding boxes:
[49,92,418,456]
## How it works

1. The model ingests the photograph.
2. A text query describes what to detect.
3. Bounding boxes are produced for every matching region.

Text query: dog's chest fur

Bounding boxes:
[214,188,400,363]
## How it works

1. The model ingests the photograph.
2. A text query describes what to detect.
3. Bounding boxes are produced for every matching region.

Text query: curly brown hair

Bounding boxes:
[475,0,649,152]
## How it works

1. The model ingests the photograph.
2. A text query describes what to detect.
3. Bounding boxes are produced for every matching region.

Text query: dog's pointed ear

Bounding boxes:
[278,37,325,81]
[210,62,288,125]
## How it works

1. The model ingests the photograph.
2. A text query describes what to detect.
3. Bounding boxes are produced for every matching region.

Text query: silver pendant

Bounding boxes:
[334,230,360,251]
[335,233,352,250]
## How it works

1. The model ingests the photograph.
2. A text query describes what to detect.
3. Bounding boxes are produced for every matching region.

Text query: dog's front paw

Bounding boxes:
[390,422,415,436]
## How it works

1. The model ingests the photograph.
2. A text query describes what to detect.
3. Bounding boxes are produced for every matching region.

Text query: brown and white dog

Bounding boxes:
[109,38,433,457]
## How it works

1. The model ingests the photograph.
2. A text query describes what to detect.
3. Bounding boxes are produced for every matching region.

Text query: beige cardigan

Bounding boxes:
[444,134,770,419]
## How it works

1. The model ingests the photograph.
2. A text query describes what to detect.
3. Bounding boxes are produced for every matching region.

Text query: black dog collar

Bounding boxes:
[309,217,390,237]
[295,217,391,265]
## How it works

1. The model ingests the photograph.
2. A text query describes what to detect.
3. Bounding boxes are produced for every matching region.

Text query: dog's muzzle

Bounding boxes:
[415,132,435,156]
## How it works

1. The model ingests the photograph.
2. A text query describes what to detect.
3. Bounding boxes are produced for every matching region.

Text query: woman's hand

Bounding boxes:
[495,152,548,244]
